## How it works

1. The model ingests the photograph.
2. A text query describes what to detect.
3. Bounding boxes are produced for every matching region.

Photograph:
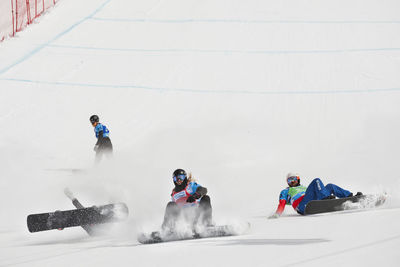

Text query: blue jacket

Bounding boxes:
[94,123,110,138]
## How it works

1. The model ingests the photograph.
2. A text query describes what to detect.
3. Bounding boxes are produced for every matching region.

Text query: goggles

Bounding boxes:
[287,176,298,183]
[173,174,186,182]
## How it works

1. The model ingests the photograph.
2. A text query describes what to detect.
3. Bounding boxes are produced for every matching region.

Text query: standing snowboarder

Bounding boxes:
[161,169,212,232]
[89,115,113,163]
[269,172,362,218]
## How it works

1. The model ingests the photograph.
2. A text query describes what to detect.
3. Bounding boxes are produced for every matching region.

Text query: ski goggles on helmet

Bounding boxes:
[287,176,299,183]
[173,174,186,182]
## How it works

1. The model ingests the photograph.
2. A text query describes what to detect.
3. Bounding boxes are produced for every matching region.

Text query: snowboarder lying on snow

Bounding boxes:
[89,115,113,163]
[161,169,212,232]
[269,172,362,218]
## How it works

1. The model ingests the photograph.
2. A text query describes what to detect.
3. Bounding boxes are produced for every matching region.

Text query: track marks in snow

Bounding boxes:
[282,234,400,267]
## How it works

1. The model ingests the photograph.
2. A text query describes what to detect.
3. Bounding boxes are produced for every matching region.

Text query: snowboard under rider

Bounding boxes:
[161,169,213,232]
[89,115,113,163]
[269,172,362,218]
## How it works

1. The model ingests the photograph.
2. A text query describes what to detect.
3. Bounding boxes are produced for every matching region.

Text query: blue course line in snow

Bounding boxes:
[282,234,400,267]
[90,17,400,24]
[2,78,400,95]
[46,44,400,55]
[0,0,112,76]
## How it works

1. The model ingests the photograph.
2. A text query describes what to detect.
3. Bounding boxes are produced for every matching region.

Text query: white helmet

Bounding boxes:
[286,172,300,186]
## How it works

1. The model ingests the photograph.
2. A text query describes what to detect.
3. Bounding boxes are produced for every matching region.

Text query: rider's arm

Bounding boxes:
[95,124,104,145]
[189,182,207,198]
[275,199,287,215]
[194,186,207,198]
[274,189,289,216]
[186,183,207,203]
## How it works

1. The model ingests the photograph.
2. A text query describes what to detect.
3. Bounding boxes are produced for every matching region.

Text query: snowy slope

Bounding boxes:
[1,0,400,266]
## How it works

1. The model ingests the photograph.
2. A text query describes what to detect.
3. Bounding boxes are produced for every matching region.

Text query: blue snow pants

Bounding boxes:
[297,178,352,214]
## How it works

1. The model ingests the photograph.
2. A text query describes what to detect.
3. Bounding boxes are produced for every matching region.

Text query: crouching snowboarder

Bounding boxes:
[138,169,246,243]
[161,169,212,232]
[269,172,362,218]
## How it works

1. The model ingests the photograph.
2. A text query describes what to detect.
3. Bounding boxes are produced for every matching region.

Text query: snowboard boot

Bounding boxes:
[150,231,162,241]
[322,195,336,200]
[348,192,363,197]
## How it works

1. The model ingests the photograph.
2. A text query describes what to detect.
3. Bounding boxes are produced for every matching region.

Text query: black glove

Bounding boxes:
[186,196,196,203]
[186,193,200,203]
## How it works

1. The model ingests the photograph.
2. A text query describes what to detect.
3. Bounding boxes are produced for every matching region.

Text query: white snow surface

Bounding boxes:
[1,0,400,266]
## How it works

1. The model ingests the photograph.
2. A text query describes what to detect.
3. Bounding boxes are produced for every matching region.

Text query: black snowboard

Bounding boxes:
[138,224,244,244]
[304,194,386,215]
[27,203,128,233]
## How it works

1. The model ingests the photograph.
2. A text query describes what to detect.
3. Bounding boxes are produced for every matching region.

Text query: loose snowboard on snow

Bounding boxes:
[138,224,249,244]
[27,203,129,233]
[304,194,386,215]
[27,188,129,234]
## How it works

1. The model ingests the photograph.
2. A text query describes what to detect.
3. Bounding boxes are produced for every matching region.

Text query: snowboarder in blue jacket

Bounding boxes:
[89,115,113,162]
